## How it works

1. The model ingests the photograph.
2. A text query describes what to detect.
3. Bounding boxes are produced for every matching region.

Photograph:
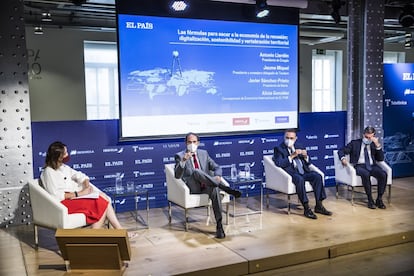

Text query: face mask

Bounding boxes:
[362,138,372,145]
[187,143,198,153]
[62,155,70,163]
[284,139,295,148]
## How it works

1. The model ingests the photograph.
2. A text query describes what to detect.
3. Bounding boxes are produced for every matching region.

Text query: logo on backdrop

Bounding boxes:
[104,160,124,167]
[132,146,154,152]
[73,163,93,169]
[70,149,95,155]
[215,152,231,158]
[306,135,318,140]
[240,151,254,156]
[324,134,339,139]
[135,158,153,165]
[163,156,175,163]
[213,141,233,146]
[103,148,124,153]
[238,139,255,144]
[133,170,155,177]
[261,137,278,143]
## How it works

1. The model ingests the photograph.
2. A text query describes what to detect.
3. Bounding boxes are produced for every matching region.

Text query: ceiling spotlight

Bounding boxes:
[399,5,414,28]
[34,26,43,35]
[405,32,412,49]
[72,0,86,6]
[256,0,270,18]
[171,1,188,12]
[41,11,52,22]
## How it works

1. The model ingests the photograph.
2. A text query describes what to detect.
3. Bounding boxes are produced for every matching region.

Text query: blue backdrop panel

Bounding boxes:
[383,63,414,178]
[32,111,345,212]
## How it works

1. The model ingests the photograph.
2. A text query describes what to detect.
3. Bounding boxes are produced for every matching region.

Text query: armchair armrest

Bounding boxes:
[29,179,69,229]
[308,164,325,185]
[376,161,392,185]
[165,164,191,206]
[263,155,292,193]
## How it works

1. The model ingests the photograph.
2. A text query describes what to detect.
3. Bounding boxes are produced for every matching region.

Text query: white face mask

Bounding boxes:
[187,143,198,153]
[284,138,295,148]
[362,137,372,145]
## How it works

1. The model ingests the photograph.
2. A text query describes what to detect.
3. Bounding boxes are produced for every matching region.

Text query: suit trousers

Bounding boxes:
[355,164,387,200]
[291,171,326,205]
[187,169,223,223]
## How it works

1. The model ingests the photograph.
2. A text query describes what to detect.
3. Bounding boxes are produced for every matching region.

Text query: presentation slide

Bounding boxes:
[118,14,298,140]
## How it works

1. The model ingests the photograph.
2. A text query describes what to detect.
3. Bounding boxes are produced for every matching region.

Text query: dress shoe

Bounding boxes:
[216,223,226,239]
[220,184,241,198]
[367,200,377,209]
[314,205,332,216]
[375,199,386,209]
[230,189,242,198]
[304,208,317,219]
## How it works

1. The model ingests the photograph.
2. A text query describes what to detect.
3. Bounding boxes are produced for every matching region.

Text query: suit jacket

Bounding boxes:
[174,149,222,193]
[337,139,384,165]
[273,142,311,176]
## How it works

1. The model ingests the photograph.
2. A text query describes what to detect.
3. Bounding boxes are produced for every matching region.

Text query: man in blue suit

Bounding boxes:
[337,126,387,209]
[273,129,332,219]
[174,132,241,239]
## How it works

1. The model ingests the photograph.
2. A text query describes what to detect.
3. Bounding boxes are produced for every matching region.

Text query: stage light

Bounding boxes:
[72,0,86,6]
[256,0,270,18]
[41,11,52,22]
[34,26,43,35]
[399,5,414,28]
[171,1,188,12]
[405,32,412,49]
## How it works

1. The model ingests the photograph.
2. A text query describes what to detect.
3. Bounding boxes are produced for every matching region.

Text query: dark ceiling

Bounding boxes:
[22,0,414,46]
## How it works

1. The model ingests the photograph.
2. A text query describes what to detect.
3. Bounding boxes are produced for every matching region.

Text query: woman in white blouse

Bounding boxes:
[40,141,124,230]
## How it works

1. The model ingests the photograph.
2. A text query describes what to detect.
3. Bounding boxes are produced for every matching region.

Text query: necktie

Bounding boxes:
[193,154,199,169]
[193,154,205,188]
[364,145,372,171]
[289,148,304,174]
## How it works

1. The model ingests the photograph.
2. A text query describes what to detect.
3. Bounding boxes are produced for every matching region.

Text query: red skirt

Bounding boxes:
[61,195,109,224]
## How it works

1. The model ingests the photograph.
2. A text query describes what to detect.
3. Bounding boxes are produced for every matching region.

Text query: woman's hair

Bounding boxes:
[44,141,66,170]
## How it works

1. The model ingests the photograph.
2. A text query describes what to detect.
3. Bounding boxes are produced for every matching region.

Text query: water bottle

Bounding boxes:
[245,163,250,179]
[230,164,238,180]
[115,173,123,193]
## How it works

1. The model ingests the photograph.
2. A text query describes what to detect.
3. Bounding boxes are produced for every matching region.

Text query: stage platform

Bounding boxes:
[1,177,414,275]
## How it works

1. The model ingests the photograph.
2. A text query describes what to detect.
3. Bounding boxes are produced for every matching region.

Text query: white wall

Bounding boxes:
[26,26,116,121]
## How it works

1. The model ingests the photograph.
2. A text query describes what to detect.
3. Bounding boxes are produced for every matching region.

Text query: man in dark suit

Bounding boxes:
[337,126,387,209]
[273,129,332,219]
[174,132,241,239]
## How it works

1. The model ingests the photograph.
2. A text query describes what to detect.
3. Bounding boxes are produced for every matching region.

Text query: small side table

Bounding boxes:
[103,186,149,228]
[223,176,263,217]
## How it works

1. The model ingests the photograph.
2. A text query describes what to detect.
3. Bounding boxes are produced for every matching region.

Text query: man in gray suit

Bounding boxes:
[174,132,241,239]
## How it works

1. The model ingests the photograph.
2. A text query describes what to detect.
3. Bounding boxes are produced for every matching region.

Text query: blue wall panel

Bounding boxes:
[32,111,346,212]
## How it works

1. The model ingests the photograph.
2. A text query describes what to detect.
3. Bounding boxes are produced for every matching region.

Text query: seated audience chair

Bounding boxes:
[28,179,88,247]
[333,150,392,205]
[263,155,325,214]
[165,163,229,231]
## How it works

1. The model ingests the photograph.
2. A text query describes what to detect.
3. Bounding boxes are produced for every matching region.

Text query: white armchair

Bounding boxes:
[28,179,87,247]
[333,150,392,205]
[165,164,230,231]
[263,155,325,214]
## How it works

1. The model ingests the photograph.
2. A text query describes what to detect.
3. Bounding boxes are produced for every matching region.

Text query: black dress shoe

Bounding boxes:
[314,205,332,216]
[376,199,386,209]
[216,224,226,239]
[219,184,242,198]
[230,189,242,198]
[368,200,377,209]
[304,208,317,219]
